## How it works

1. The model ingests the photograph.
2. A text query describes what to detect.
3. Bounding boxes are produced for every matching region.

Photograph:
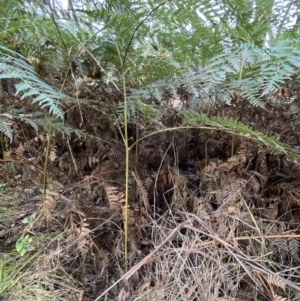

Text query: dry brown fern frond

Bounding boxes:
[285,187,300,206]
[128,229,142,257]
[3,149,12,160]
[202,160,220,178]
[123,206,136,227]
[212,204,241,237]
[38,189,59,223]
[160,170,170,189]
[272,238,289,260]
[265,206,278,220]
[209,174,246,206]
[288,238,300,262]
[144,175,153,191]
[132,171,151,213]
[218,153,247,172]
[246,171,264,193]
[64,201,92,258]
[108,139,125,159]
[13,143,25,161]
[104,184,124,213]
[171,171,190,209]
[255,271,275,301]
[237,139,258,161]
[66,200,86,220]
[281,158,300,180]
[273,295,288,301]
[192,196,213,219]
[77,218,91,256]
[226,177,246,203]
[79,155,99,170]
[257,146,268,179]
[267,274,286,291]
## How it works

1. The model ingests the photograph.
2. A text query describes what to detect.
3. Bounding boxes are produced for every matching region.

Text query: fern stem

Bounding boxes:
[122,1,167,66]
[0,132,10,186]
[230,131,236,157]
[115,41,129,271]
[131,113,139,204]
[41,0,67,212]
[123,72,129,271]
[43,126,52,203]
[135,115,139,172]
[231,58,245,157]
[204,133,208,167]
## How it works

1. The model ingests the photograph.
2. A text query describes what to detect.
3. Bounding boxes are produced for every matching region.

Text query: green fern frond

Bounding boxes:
[133,39,300,109]
[180,110,300,160]
[0,44,66,119]
[13,113,39,133]
[0,114,13,140]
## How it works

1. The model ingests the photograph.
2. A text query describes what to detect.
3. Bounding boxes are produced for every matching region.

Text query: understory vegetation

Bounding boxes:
[1,0,300,300]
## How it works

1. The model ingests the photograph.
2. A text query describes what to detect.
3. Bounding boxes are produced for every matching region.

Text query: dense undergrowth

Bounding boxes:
[1,78,300,300]
[1,0,300,300]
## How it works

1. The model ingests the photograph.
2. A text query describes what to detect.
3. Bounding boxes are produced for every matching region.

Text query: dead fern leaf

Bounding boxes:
[215,188,223,203]
[273,295,288,301]
[192,197,202,213]
[123,206,136,226]
[255,271,274,300]
[202,161,218,176]
[14,144,25,161]
[272,238,288,259]
[227,205,237,214]
[42,189,57,220]
[288,238,300,262]
[217,218,229,236]
[144,176,153,190]
[263,206,278,220]
[4,150,12,160]
[219,153,246,171]
[247,171,262,193]
[132,171,151,213]
[267,275,286,291]
[104,184,124,213]
[257,146,268,179]
[67,201,85,217]
[77,219,90,256]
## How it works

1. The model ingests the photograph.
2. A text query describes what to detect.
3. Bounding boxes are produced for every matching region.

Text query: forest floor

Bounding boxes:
[1,82,300,301]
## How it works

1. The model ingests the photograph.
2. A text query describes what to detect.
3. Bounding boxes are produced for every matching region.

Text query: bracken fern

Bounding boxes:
[0,45,66,120]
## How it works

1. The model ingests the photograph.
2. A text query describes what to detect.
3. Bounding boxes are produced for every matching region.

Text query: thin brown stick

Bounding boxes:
[160,233,300,255]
